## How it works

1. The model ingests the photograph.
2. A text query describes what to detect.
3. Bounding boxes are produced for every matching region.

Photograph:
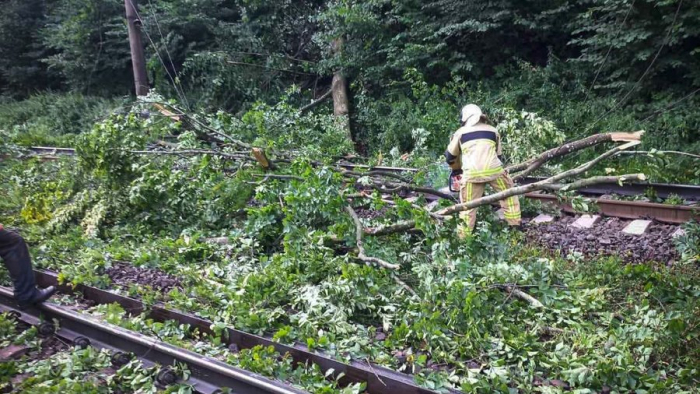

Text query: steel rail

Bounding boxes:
[518,176,700,201]
[0,285,308,394]
[524,193,699,224]
[30,270,451,394]
[17,147,700,201]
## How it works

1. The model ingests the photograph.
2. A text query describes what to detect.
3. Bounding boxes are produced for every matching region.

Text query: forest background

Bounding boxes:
[0,0,699,181]
[0,1,699,393]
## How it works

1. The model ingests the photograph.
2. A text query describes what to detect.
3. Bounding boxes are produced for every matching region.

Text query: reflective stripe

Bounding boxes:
[486,148,497,170]
[460,130,498,144]
[495,176,521,220]
[466,166,503,178]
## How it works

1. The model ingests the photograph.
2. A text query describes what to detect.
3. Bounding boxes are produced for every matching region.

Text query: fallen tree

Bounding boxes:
[366,139,644,237]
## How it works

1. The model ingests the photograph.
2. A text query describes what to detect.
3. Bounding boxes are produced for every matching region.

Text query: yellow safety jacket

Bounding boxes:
[444,122,504,183]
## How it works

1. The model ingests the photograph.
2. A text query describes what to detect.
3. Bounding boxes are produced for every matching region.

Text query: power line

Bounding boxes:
[585,0,684,133]
[583,0,636,105]
[127,0,190,109]
[145,0,189,109]
[640,87,700,123]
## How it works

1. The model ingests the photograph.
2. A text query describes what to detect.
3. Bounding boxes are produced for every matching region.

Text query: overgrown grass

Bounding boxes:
[0,93,120,146]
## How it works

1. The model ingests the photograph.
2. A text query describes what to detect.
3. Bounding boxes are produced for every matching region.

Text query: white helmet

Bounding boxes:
[460,104,482,127]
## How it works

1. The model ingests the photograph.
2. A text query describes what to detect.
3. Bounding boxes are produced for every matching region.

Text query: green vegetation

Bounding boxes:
[0,0,698,183]
[1,103,698,392]
[0,312,195,393]
[0,0,699,392]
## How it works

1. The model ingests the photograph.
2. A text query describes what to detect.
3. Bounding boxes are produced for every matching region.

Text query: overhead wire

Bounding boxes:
[582,0,637,106]
[127,0,190,109]
[145,0,190,110]
[640,86,700,123]
[584,0,684,133]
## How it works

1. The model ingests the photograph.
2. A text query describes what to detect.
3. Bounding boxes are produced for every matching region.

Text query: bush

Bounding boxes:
[0,93,120,146]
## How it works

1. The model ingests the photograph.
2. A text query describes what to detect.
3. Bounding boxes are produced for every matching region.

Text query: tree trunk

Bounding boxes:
[331,38,352,140]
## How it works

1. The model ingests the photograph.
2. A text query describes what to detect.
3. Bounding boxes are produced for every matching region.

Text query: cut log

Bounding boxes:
[331,38,352,140]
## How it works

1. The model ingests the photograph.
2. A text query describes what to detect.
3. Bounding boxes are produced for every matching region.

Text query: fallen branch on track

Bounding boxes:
[345,205,400,270]
[365,140,644,236]
[438,140,641,216]
[507,131,644,181]
[367,169,645,237]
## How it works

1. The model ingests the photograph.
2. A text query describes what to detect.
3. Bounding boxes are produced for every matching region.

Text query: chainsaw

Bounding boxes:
[448,169,463,193]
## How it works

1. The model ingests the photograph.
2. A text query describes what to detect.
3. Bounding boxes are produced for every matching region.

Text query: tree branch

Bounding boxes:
[616,150,700,160]
[366,172,646,236]
[345,205,400,270]
[300,90,332,113]
[437,141,641,216]
[507,131,644,180]
[498,285,544,308]
[130,149,252,161]
[252,173,304,181]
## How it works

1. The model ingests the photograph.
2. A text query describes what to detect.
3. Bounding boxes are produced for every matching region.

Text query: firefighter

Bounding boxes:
[445,104,521,237]
[0,224,55,308]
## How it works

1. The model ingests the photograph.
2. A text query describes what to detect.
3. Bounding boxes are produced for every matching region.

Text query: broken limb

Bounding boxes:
[251,174,304,181]
[537,174,648,192]
[498,285,544,308]
[616,150,700,160]
[130,149,253,162]
[152,101,252,150]
[345,205,400,270]
[392,274,419,298]
[437,141,642,216]
[300,90,332,113]
[354,178,457,201]
[366,172,645,236]
[507,131,644,180]
[341,169,414,184]
[347,192,445,221]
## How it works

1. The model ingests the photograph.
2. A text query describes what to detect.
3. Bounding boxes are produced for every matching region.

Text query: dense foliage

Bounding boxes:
[1,1,699,181]
[0,0,699,392]
[1,101,698,392]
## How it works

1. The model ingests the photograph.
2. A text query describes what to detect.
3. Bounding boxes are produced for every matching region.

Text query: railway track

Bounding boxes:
[11,145,700,223]
[0,285,308,394]
[2,146,695,392]
[23,269,453,394]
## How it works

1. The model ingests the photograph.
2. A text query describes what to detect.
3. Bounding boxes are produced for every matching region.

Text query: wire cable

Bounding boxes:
[127,0,189,108]
[583,0,637,105]
[585,0,684,133]
[145,0,190,109]
[640,86,700,123]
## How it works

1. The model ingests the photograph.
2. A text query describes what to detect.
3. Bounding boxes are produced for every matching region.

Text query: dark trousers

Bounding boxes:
[0,229,38,302]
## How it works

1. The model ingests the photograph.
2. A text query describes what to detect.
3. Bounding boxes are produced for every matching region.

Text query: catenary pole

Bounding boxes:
[125,0,149,96]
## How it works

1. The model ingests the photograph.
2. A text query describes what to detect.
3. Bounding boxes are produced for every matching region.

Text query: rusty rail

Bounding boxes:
[0,285,307,394]
[519,176,700,201]
[525,193,699,224]
[31,270,451,394]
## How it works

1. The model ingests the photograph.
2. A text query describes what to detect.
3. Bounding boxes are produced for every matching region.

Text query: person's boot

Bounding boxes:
[509,223,524,232]
[18,286,56,309]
